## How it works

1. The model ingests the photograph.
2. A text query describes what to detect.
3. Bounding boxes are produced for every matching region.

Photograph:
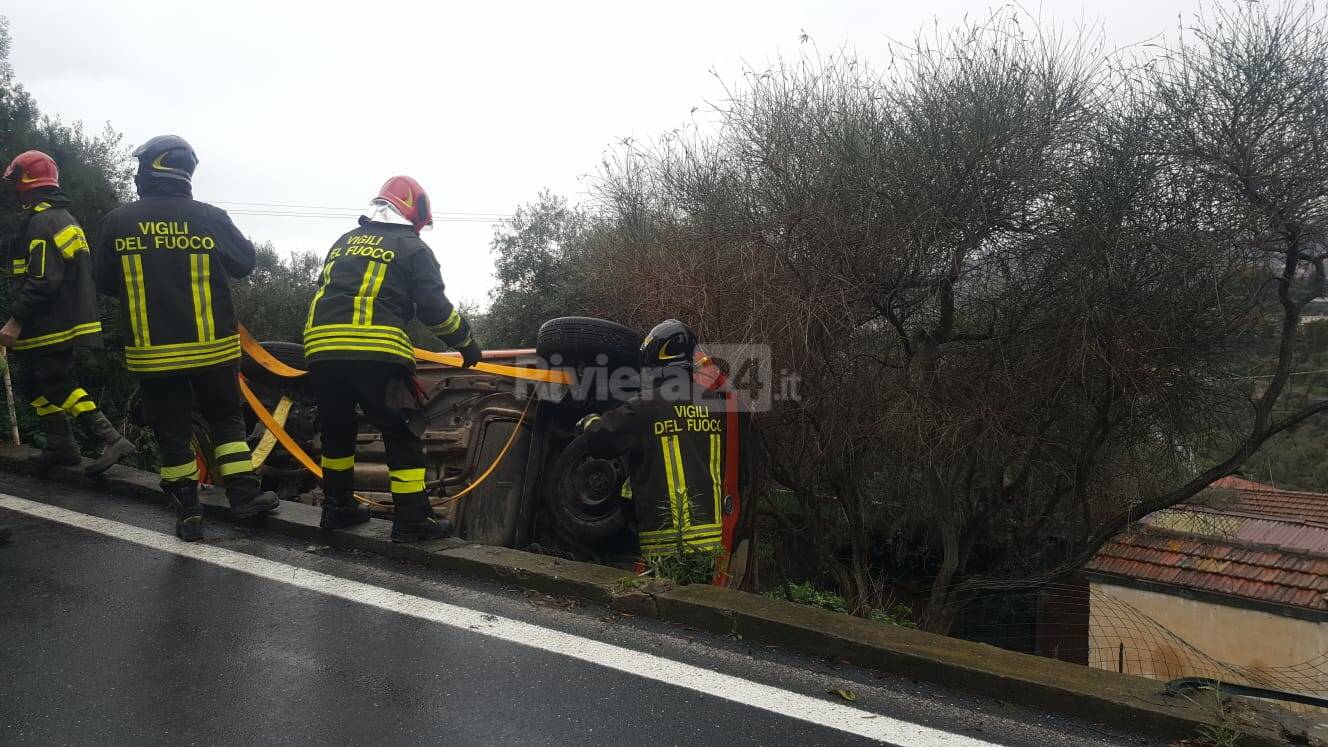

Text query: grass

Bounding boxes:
[766,581,917,628]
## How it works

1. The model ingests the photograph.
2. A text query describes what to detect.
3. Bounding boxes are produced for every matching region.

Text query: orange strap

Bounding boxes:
[238,375,323,477]
[239,326,308,378]
[239,372,532,512]
[238,324,571,385]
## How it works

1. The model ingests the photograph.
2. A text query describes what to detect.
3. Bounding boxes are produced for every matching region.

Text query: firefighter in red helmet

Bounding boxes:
[304,176,482,540]
[2,150,136,479]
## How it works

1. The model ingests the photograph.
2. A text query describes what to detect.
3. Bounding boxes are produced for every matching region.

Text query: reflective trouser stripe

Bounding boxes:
[161,460,199,482]
[389,467,427,495]
[321,454,355,471]
[190,254,215,342]
[31,397,62,416]
[60,388,90,411]
[214,440,255,477]
[122,254,151,347]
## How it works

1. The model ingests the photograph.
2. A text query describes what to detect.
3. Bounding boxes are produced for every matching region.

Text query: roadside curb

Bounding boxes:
[0,446,1310,746]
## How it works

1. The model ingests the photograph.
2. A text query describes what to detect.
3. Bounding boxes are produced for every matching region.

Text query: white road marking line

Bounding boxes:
[0,494,998,747]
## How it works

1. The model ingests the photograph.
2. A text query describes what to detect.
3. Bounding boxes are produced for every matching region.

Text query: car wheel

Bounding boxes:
[547,434,630,542]
[240,340,307,383]
[536,317,642,369]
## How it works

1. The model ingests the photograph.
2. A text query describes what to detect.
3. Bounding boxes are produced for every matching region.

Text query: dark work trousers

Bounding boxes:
[138,364,259,497]
[309,360,432,520]
[16,347,101,419]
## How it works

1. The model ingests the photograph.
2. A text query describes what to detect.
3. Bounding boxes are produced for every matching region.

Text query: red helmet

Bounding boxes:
[376,176,432,233]
[3,150,59,192]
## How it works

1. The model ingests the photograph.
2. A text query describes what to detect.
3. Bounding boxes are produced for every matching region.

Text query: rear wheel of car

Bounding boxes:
[536,317,642,368]
[547,435,630,542]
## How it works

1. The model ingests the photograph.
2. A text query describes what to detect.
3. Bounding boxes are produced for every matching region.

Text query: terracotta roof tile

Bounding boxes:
[1087,527,1328,612]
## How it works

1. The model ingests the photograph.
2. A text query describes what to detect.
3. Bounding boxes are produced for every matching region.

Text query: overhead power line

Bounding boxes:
[210,199,512,223]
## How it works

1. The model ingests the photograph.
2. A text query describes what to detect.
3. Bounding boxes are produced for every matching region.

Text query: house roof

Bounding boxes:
[1087,476,1328,612]
[1205,476,1328,526]
[1087,528,1328,612]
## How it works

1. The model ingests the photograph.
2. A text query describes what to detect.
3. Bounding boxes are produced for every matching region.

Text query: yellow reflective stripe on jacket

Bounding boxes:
[321,454,355,471]
[161,461,199,481]
[122,254,151,347]
[305,259,336,330]
[304,324,414,359]
[68,399,97,416]
[28,239,46,278]
[32,202,51,213]
[12,322,101,351]
[31,397,62,416]
[190,254,215,342]
[124,334,240,373]
[659,435,689,531]
[389,467,427,494]
[11,258,26,276]
[53,224,90,259]
[709,433,723,526]
[430,308,462,337]
[352,261,388,326]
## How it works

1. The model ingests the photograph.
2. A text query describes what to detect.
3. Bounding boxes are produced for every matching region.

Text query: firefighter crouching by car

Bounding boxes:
[303,176,483,542]
[578,320,727,559]
[1,151,136,477]
[92,135,279,541]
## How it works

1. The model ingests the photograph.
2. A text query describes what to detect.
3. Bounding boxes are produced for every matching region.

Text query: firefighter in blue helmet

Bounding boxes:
[93,136,279,541]
[579,320,728,559]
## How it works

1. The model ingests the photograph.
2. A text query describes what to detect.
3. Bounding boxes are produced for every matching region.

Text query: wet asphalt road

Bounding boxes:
[0,473,1158,746]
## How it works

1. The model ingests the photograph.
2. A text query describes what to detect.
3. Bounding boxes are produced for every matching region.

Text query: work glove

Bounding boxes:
[459,338,483,369]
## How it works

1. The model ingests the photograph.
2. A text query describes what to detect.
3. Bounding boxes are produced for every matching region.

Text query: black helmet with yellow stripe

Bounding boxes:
[640,319,696,370]
[132,135,198,183]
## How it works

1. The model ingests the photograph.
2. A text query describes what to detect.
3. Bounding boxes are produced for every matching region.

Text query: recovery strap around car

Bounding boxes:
[238,325,573,385]
[237,373,531,511]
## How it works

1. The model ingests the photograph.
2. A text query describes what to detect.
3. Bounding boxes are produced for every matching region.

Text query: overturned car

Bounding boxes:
[182,317,744,567]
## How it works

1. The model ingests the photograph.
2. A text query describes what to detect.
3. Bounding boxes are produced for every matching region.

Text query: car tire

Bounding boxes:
[240,340,307,382]
[536,317,642,368]
[547,434,630,542]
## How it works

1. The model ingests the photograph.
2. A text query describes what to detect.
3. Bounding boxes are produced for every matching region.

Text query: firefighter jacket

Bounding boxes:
[93,183,255,376]
[582,383,727,557]
[303,220,472,368]
[5,190,101,352]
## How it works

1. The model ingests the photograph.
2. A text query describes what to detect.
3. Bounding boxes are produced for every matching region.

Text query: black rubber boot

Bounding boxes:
[224,475,280,520]
[162,481,204,542]
[319,468,370,530]
[0,525,12,544]
[77,411,136,476]
[390,491,451,543]
[31,412,81,474]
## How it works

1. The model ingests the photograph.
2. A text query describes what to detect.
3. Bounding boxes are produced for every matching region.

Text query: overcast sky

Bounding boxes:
[6,0,1206,307]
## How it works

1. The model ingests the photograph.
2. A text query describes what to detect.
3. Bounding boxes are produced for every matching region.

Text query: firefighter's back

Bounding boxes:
[96,195,252,376]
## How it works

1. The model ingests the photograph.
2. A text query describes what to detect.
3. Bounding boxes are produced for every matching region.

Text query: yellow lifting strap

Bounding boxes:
[237,373,532,512]
[238,325,572,385]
